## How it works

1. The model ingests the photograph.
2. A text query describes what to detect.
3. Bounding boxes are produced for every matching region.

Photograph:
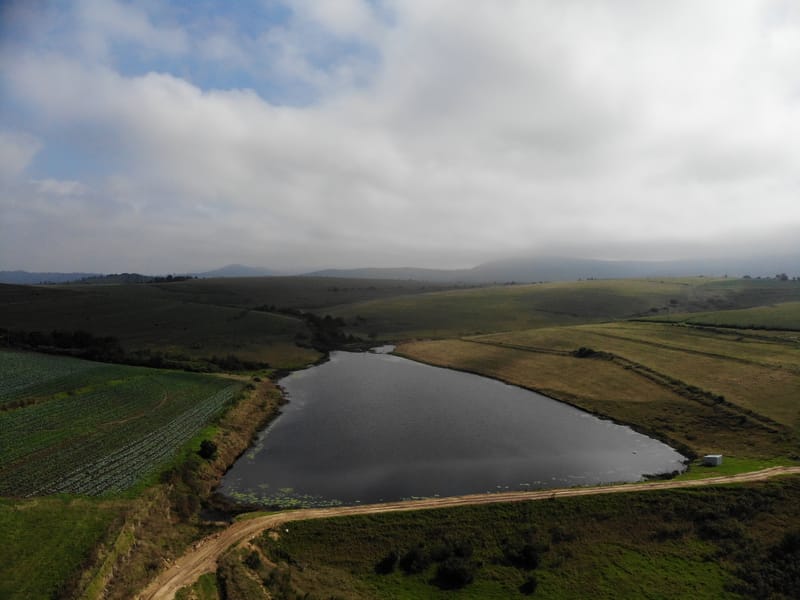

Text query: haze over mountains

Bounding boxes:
[3,253,797,286]
[308,254,800,282]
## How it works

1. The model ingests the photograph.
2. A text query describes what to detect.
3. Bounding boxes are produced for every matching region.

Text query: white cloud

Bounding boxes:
[0,131,41,179]
[1,0,799,271]
[76,0,188,62]
[32,179,88,197]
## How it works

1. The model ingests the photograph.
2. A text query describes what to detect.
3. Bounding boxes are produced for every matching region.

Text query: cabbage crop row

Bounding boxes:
[0,350,242,496]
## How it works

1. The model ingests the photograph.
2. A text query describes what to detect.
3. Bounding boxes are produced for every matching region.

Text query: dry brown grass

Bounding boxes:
[396,339,794,459]
[477,322,800,428]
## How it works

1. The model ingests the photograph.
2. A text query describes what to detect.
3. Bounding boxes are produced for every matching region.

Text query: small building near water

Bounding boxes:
[703,454,723,466]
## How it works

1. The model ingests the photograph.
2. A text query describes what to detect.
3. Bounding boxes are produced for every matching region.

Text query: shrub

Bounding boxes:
[199,440,218,460]
[399,545,431,574]
[374,550,398,574]
[434,556,476,589]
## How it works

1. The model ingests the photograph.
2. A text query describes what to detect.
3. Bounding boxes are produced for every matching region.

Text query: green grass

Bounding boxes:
[329,277,800,340]
[674,456,794,481]
[0,497,120,600]
[0,350,242,496]
[0,282,320,369]
[647,300,800,331]
[153,275,466,309]
[176,572,220,600]
[328,279,700,339]
[247,477,800,599]
[2,276,798,368]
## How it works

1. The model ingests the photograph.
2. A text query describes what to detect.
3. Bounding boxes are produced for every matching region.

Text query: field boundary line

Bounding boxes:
[463,337,786,433]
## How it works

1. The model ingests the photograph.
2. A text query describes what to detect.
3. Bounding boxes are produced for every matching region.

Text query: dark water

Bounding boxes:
[220,350,685,507]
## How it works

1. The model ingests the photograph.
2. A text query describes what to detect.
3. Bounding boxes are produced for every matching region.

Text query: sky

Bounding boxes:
[1,0,799,273]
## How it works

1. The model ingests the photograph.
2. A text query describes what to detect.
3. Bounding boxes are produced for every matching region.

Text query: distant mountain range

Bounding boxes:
[2,255,797,286]
[194,264,282,278]
[0,264,283,285]
[306,254,800,283]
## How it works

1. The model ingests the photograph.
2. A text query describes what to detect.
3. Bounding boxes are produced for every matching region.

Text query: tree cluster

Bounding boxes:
[1,328,124,362]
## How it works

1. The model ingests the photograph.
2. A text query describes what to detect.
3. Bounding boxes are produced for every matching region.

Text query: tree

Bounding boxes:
[198,440,218,460]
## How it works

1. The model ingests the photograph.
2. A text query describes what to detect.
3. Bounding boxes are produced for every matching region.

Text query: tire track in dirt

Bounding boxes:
[138,466,800,600]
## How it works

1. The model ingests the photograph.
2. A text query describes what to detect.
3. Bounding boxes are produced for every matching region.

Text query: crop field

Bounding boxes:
[0,350,242,496]
[0,350,107,406]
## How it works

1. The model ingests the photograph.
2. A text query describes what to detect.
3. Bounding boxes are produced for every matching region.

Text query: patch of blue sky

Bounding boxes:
[26,129,130,181]
[166,0,293,40]
[108,36,379,107]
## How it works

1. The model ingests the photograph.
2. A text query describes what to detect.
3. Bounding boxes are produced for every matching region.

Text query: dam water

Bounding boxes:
[220,349,685,507]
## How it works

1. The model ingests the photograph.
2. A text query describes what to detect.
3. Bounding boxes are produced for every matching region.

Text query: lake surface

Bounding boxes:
[220,349,686,507]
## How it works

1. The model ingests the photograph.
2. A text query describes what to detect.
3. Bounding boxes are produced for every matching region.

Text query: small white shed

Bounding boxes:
[703,454,723,466]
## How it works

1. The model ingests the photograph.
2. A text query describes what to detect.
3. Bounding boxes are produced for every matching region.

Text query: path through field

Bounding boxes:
[138,466,800,600]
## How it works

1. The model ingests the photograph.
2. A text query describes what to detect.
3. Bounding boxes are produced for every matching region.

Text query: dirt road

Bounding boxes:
[138,466,800,600]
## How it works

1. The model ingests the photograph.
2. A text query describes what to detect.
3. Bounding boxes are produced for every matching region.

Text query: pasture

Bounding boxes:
[647,300,800,331]
[216,477,800,599]
[477,321,800,427]
[329,277,800,340]
[0,283,319,369]
[0,350,242,496]
[0,497,120,600]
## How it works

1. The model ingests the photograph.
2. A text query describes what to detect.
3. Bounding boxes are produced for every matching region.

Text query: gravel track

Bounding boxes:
[138,466,800,600]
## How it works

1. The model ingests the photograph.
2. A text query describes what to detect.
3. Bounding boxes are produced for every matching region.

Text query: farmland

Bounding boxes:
[1,275,799,599]
[0,277,468,370]
[0,282,320,370]
[397,318,800,460]
[645,300,800,331]
[0,350,242,496]
[329,277,800,340]
[0,497,120,600]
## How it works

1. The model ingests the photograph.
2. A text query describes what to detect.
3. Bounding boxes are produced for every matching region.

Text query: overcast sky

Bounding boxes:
[1,0,799,273]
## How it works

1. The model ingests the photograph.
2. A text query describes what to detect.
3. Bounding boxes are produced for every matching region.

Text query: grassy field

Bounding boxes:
[0,283,319,369]
[473,321,800,428]
[2,277,797,367]
[646,300,800,331]
[152,276,467,309]
[0,277,472,369]
[0,350,242,496]
[200,476,800,599]
[397,335,797,460]
[1,376,287,600]
[0,497,121,600]
[329,277,800,340]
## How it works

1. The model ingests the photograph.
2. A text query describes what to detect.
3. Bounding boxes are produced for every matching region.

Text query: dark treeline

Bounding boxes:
[0,328,266,373]
[254,305,367,352]
[72,273,196,285]
[2,328,125,362]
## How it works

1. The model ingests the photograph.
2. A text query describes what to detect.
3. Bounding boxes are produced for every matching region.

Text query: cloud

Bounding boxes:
[0,131,41,179]
[76,0,189,62]
[1,0,799,272]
